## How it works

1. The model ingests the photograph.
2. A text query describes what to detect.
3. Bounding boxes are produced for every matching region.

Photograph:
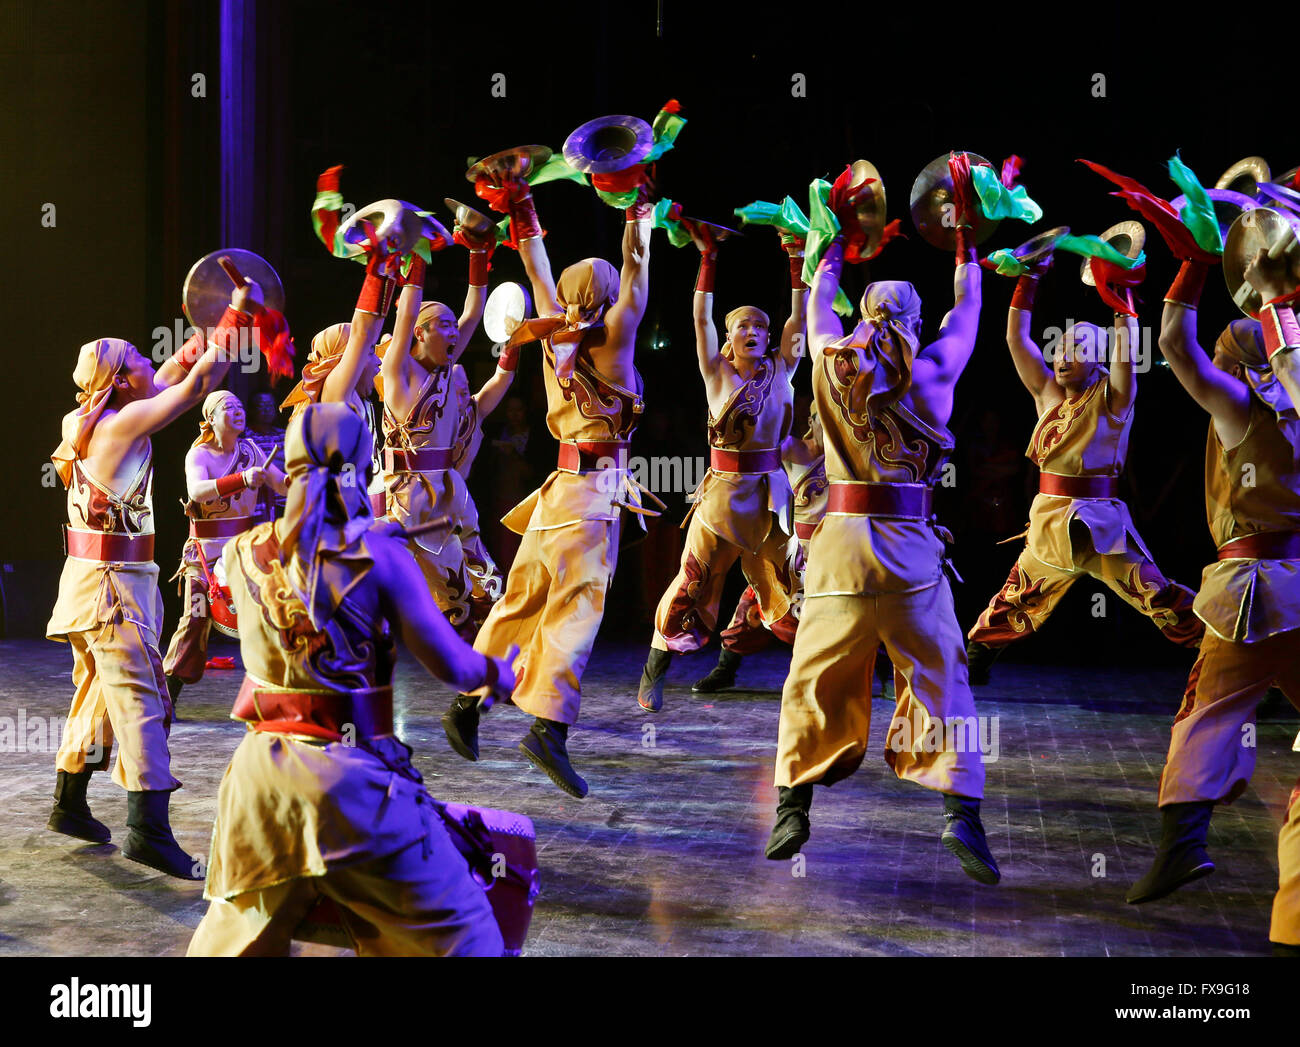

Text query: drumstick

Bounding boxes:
[218,255,248,287]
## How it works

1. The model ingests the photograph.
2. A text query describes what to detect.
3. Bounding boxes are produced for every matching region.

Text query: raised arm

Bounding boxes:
[378,257,425,395]
[604,205,653,350]
[779,234,809,372]
[807,238,847,355]
[690,227,722,380]
[1157,260,1251,445]
[1244,239,1300,413]
[473,366,515,424]
[1108,310,1138,414]
[923,261,983,382]
[1003,265,1054,405]
[452,244,490,364]
[499,180,558,317]
[324,251,391,403]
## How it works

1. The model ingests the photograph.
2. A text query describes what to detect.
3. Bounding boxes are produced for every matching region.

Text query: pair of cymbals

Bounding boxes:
[1080,220,1145,287]
[337,199,452,260]
[909,151,1001,251]
[1223,206,1300,317]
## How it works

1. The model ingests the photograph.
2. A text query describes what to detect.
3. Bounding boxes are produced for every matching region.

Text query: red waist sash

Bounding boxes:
[1216,530,1300,561]
[385,446,454,473]
[827,482,933,519]
[63,526,154,562]
[1038,473,1119,499]
[709,447,782,474]
[557,440,630,473]
[231,675,394,741]
[189,515,253,540]
[794,521,818,541]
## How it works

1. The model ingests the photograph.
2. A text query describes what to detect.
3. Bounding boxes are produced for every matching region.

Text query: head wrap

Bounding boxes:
[280,402,376,628]
[824,281,922,413]
[1059,322,1110,382]
[415,300,453,331]
[51,338,132,487]
[1216,319,1296,421]
[722,306,772,362]
[192,390,242,448]
[279,322,353,414]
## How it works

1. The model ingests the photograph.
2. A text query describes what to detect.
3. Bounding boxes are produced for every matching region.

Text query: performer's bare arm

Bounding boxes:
[1108,312,1138,414]
[370,533,516,695]
[1006,305,1055,408]
[604,216,653,355]
[780,285,809,375]
[379,280,424,417]
[321,309,384,405]
[473,370,515,424]
[452,283,488,366]
[519,235,558,319]
[807,242,846,355]
[1244,242,1300,411]
[1157,302,1251,446]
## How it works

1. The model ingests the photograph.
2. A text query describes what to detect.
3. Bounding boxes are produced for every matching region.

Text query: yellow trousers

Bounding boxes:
[775,579,986,798]
[55,619,179,792]
[187,837,504,957]
[1274,780,1300,946]
[473,517,620,724]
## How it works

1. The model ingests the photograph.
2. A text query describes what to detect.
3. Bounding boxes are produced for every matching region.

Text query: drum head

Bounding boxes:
[210,586,239,639]
[484,282,533,344]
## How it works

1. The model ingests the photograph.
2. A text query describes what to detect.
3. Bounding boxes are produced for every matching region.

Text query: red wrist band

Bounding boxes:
[468,249,490,287]
[789,254,806,290]
[497,342,520,372]
[170,332,206,374]
[626,201,653,223]
[509,193,543,242]
[954,226,977,267]
[1260,303,1300,359]
[401,255,426,290]
[696,251,717,294]
[215,471,247,497]
[1164,260,1209,309]
[1011,274,1039,312]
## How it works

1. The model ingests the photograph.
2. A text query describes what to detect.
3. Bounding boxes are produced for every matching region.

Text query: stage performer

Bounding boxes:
[441,171,657,798]
[187,403,514,956]
[161,391,286,706]
[766,156,1000,885]
[46,280,260,879]
[1126,240,1300,959]
[965,256,1203,684]
[636,227,806,711]
[373,229,510,636]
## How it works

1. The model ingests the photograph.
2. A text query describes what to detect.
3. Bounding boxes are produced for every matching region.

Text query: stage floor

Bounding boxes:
[1,636,1296,957]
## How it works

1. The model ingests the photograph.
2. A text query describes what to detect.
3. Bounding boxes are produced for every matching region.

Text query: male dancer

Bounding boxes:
[441,173,655,798]
[767,156,1000,884]
[47,280,258,879]
[161,390,286,706]
[694,392,825,692]
[636,228,806,711]
[188,403,514,955]
[965,256,1203,683]
[1126,242,1300,958]
[372,233,508,635]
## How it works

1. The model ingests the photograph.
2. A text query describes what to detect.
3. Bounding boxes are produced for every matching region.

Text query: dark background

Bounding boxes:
[1,0,1287,666]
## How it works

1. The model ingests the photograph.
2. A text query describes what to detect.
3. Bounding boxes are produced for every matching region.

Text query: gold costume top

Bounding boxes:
[786,450,828,535]
[204,523,428,899]
[47,451,163,643]
[806,346,952,596]
[382,362,476,552]
[684,354,795,553]
[1022,372,1151,570]
[1194,397,1300,643]
[172,437,266,585]
[502,342,649,534]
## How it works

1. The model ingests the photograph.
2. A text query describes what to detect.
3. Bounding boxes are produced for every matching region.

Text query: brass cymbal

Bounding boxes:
[465,145,553,187]
[681,216,742,243]
[1215,156,1272,199]
[1222,207,1300,317]
[908,151,999,251]
[563,115,654,174]
[444,197,496,239]
[1010,226,1070,267]
[338,199,451,259]
[1080,220,1145,286]
[847,159,888,258]
[1169,187,1260,243]
[182,248,285,331]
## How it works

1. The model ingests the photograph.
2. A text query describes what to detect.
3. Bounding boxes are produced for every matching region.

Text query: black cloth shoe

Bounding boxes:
[637,648,672,712]
[966,640,1001,686]
[47,769,111,844]
[1126,801,1215,904]
[122,790,203,880]
[519,719,588,798]
[1272,942,1300,957]
[765,784,813,860]
[874,648,895,700]
[165,675,183,704]
[442,694,481,761]
[693,648,742,693]
[941,794,1001,884]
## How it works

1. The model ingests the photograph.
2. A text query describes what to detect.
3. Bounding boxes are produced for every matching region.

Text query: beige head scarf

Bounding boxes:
[280,322,353,414]
[825,281,922,413]
[52,338,132,487]
[1217,318,1295,420]
[722,306,771,362]
[192,390,242,449]
[1060,322,1109,382]
[499,258,620,379]
[280,402,376,628]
